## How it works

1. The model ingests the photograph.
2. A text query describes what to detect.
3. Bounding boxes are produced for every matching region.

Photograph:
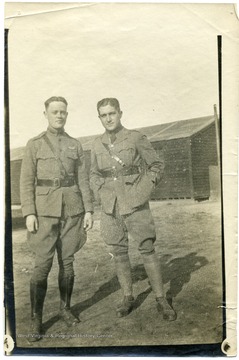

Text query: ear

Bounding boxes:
[43,111,47,119]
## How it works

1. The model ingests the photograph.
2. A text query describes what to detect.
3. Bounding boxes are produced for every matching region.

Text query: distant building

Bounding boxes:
[10,115,220,206]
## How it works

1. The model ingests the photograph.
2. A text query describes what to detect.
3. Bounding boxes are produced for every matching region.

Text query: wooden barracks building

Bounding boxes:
[10,115,220,206]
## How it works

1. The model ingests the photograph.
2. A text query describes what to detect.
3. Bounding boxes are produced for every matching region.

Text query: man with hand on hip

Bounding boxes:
[90,98,176,321]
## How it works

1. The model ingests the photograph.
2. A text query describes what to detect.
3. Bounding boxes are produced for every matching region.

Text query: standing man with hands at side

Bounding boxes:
[90,98,176,321]
[20,96,94,341]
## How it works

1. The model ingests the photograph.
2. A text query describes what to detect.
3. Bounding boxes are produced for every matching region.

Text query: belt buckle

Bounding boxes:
[64,178,72,186]
[53,178,61,187]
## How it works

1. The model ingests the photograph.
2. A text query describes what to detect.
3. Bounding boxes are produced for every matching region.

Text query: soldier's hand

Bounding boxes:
[84,212,94,232]
[26,215,39,233]
[148,171,157,185]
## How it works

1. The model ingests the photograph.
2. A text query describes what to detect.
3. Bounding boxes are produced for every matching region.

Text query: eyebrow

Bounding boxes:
[100,111,116,116]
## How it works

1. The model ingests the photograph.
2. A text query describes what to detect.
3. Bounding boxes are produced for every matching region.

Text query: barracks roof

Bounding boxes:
[78,115,215,151]
[10,115,215,160]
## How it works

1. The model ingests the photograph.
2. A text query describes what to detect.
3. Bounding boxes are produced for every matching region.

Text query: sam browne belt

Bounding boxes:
[100,166,140,178]
[37,178,76,187]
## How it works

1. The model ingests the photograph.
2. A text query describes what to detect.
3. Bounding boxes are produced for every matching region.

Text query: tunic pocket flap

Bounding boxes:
[36,187,51,195]
[124,173,140,184]
[36,148,55,159]
[66,150,78,159]
[118,147,134,154]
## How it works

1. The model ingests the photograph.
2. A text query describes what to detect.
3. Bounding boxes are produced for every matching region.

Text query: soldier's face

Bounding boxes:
[98,105,122,132]
[44,101,68,130]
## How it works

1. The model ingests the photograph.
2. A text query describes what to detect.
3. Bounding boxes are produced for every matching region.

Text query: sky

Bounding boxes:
[5,2,238,149]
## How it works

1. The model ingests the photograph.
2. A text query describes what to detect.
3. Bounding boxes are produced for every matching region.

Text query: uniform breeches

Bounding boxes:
[28,213,86,282]
[100,201,156,256]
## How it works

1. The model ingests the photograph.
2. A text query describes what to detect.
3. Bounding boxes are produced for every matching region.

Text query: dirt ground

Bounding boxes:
[10,199,223,350]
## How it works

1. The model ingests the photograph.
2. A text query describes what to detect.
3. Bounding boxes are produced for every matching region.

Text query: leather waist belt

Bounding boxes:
[100,166,140,178]
[37,178,76,187]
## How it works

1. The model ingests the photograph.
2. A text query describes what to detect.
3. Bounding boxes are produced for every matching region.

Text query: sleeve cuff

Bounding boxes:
[21,205,36,218]
[84,205,94,213]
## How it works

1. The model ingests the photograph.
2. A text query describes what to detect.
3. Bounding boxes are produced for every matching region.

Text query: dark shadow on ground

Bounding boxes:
[161,252,209,299]
[43,251,208,332]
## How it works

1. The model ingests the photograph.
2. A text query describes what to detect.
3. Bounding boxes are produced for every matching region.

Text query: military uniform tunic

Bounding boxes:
[20,127,93,281]
[21,127,93,218]
[90,126,164,256]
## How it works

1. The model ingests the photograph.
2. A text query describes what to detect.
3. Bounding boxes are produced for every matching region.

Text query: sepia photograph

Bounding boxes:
[4,2,238,356]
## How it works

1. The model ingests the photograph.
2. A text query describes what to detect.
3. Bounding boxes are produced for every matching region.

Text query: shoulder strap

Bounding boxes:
[43,134,68,176]
[102,143,126,167]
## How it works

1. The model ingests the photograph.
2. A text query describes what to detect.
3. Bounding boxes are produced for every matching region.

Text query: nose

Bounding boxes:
[106,115,112,122]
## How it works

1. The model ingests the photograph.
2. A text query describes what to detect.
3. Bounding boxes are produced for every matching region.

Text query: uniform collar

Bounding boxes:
[47,126,65,136]
[102,126,128,144]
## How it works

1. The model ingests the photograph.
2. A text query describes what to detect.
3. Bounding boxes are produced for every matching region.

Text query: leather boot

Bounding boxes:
[156,296,177,321]
[116,295,134,318]
[114,254,134,317]
[142,253,177,321]
[58,275,80,327]
[28,279,47,342]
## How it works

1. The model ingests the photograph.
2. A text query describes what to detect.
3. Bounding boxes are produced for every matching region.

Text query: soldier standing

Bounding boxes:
[90,98,176,320]
[20,96,94,341]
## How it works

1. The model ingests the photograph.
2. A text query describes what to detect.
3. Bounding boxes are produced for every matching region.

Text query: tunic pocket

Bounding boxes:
[36,147,58,176]
[66,149,78,160]
[117,147,135,165]
[36,145,55,160]
[124,173,140,185]
[96,152,111,170]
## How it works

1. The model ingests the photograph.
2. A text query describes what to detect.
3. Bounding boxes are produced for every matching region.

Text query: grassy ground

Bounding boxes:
[10,199,223,349]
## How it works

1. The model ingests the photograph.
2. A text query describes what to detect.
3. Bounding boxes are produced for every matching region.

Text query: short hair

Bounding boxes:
[97,98,121,113]
[44,96,68,109]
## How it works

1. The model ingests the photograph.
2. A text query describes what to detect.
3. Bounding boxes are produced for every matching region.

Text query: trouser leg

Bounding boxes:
[142,253,177,321]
